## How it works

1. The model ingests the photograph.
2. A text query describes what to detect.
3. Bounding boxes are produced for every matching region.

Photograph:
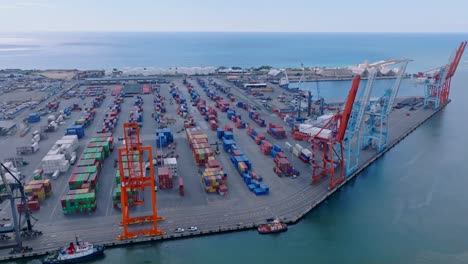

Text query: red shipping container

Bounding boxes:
[210,121,218,131]
[207,159,222,169]
[224,125,233,132]
[276,152,287,159]
[179,178,184,196]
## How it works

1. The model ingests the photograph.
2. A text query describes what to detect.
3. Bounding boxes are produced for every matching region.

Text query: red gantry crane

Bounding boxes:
[117,122,164,240]
[310,75,361,190]
[424,41,467,109]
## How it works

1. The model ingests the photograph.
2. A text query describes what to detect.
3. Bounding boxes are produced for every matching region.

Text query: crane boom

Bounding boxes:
[387,60,409,116]
[447,41,467,78]
[337,75,361,142]
[354,70,376,137]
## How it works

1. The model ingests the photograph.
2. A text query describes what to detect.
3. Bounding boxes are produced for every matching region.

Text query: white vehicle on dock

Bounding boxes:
[175,228,184,233]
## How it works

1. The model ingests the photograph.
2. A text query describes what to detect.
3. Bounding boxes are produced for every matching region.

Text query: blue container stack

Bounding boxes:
[66,125,85,139]
[237,101,244,108]
[156,128,174,148]
[227,110,236,119]
[216,128,224,139]
[223,131,234,140]
[27,113,41,123]
[222,138,235,152]
[63,108,72,116]
[270,144,283,158]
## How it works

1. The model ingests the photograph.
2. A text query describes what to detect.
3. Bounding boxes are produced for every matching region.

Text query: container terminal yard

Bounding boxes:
[0,42,465,260]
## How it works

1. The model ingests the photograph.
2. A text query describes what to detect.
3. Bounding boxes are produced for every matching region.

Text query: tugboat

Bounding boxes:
[257,218,288,234]
[42,236,105,264]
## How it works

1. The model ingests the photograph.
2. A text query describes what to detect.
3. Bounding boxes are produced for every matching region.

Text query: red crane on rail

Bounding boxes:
[310,75,361,190]
[440,41,466,106]
[117,122,165,240]
[424,41,467,108]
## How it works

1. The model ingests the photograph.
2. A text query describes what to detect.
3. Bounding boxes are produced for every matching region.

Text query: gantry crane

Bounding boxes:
[344,69,377,176]
[424,41,467,109]
[117,122,164,240]
[362,59,410,153]
[0,163,41,254]
[310,75,361,190]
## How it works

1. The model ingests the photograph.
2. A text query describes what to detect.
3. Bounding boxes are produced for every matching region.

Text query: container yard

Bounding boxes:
[0,42,465,260]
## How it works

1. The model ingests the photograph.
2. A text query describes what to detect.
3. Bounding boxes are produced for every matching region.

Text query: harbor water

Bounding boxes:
[3,33,468,264]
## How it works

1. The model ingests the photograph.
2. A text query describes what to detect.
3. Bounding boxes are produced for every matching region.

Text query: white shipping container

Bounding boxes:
[33,134,40,142]
[59,160,70,172]
[301,149,312,158]
[317,114,334,122]
[307,127,333,139]
[32,130,40,136]
[164,158,178,176]
[295,144,304,151]
[62,135,79,142]
[292,147,301,157]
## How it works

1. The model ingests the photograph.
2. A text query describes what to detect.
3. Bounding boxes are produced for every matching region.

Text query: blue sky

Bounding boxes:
[0,0,467,32]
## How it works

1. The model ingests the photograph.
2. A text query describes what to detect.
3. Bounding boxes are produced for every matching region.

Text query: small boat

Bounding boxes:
[257,219,288,234]
[42,236,105,264]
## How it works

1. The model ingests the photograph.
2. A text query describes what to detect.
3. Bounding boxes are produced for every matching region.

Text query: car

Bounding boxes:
[187,226,198,231]
[154,185,158,192]
[175,228,184,233]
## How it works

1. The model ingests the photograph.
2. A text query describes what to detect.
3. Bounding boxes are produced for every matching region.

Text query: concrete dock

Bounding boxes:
[0,76,444,261]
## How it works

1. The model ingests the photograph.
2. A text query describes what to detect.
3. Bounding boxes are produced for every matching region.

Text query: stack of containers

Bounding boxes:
[201,168,227,194]
[27,113,41,123]
[158,167,173,189]
[270,144,283,158]
[61,192,96,214]
[41,154,70,175]
[111,87,122,96]
[267,123,287,139]
[274,157,292,176]
[99,94,122,133]
[65,125,85,139]
[260,140,273,155]
[163,158,177,176]
[216,99,230,112]
[232,151,269,195]
[75,109,96,128]
[248,110,266,127]
[156,128,174,148]
[112,186,137,209]
[52,135,79,159]
[254,133,266,145]
[177,104,188,118]
[113,151,137,209]
[186,127,213,166]
[24,179,52,202]
[17,200,40,212]
[61,133,112,214]
[216,128,224,139]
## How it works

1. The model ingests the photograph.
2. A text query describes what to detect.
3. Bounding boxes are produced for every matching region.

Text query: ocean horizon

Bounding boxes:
[0,32,466,71]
